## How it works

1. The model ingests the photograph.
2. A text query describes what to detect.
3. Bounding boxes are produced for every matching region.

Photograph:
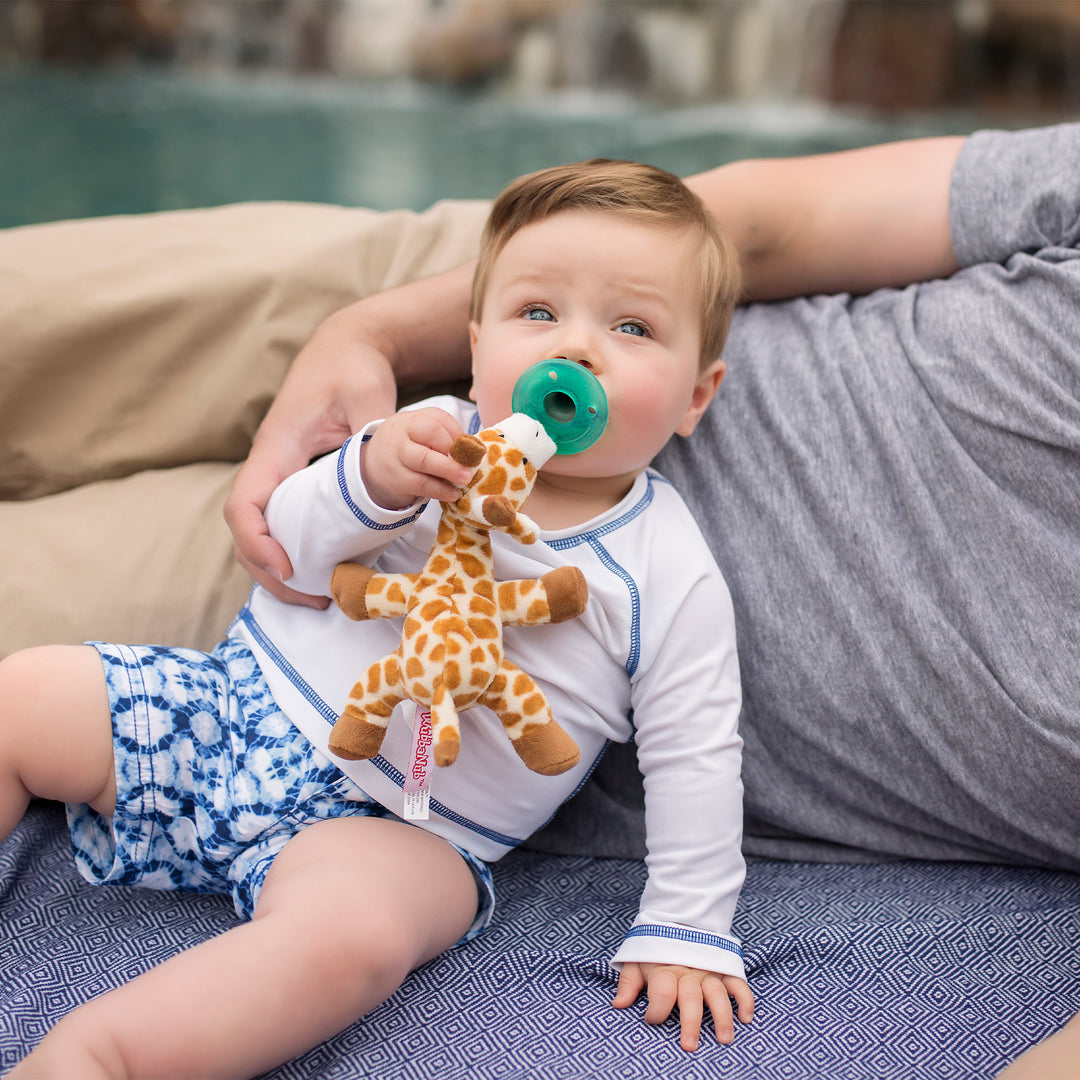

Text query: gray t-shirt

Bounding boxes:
[533,122,1080,872]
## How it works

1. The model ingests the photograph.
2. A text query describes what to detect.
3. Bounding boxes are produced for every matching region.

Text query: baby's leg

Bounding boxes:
[14,814,480,1080]
[0,645,115,838]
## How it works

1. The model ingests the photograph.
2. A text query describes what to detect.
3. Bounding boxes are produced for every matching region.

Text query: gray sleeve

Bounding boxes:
[952,122,1080,266]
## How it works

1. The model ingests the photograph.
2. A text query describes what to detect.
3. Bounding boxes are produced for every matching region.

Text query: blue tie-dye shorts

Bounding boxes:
[67,638,494,939]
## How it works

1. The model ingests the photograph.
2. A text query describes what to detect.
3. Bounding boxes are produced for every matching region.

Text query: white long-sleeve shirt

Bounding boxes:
[231,396,747,980]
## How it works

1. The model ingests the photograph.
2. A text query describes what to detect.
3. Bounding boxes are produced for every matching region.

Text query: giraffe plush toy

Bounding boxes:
[328,413,586,776]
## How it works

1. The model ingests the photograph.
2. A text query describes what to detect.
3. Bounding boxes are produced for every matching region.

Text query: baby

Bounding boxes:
[0,157,752,1078]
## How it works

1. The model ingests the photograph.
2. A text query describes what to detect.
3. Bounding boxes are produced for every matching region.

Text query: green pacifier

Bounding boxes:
[511,359,608,456]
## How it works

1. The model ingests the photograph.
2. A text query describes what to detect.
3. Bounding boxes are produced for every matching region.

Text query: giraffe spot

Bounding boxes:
[436,522,456,544]
[469,596,496,617]
[505,448,523,468]
[413,633,428,657]
[386,582,407,606]
[471,646,486,664]
[406,657,425,680]
[431,643,446,664]
[444,661,462,690]
[478,466,508,495]
[370,701,396,719]
[513,673,533,696]
[457,496,472,515]
[429,555,452,575]
[365,668,382,694]
[498,583,518,608]
[404,617,422,638]
[488,642,501,660]
[446,638,463,655]
[420,600,448,621]
[486,443,501,461]
[523,693,547,716]
[468,618,499,640]
[490,674,507,695]
[457,534,477,548]
[475,580,494,600]
[458,554,486,579]
[526,599,549,622]
[471,667,490,688]
[439,616,467,637]
[501,711,523,730]
[410,682,429,700]
[510,476,526,492]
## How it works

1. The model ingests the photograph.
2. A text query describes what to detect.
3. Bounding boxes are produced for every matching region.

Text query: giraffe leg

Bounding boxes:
[330,563,377,620]
[328,657,404,761]
[497,566,588,627]
[430,676,462,767]
[479,661,580,776]
[331,564,416,621]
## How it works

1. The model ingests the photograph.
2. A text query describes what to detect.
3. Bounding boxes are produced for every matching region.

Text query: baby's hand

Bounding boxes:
[361,408,474,510]
[612,962,754,1052]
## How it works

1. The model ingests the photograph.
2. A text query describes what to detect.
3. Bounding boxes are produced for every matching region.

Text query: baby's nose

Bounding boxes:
[553,348,596,371]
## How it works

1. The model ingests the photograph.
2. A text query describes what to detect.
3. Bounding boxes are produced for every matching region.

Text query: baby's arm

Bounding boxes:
[613,962,753,1052]
[612,509,751,1049]
[263,405,471,595]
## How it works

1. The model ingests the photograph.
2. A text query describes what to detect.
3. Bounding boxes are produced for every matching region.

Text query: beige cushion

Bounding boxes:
[0,199,489,656]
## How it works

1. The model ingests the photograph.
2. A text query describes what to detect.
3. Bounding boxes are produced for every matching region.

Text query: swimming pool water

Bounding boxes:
[2,68,972,228]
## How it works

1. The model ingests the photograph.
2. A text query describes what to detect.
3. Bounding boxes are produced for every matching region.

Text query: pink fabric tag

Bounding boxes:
[403,703,433,820]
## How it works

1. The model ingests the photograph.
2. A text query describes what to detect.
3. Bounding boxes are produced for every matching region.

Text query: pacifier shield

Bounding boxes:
[510,359,608,455]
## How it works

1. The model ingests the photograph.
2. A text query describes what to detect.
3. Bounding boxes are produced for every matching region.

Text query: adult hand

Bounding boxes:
[224,307,399,606]
[224,261,477,605]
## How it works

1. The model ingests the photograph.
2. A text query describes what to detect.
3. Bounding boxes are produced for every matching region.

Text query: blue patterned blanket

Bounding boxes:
[3,801,1079,1078]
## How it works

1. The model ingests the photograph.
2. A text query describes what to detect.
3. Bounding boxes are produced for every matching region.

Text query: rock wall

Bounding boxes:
[2,0,1079,116]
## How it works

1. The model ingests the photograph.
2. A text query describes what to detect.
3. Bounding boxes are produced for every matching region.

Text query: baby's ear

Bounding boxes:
[468,321,480,402]
[675,358,726,437]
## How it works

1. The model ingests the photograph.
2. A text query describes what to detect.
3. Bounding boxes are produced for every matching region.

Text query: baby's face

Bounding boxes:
[469,209,714,481]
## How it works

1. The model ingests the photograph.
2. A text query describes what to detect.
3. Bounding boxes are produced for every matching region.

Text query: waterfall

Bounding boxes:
[3,0,1078,117]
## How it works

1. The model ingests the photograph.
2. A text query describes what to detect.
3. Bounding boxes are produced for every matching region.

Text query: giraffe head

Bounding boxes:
[447,414,555,543]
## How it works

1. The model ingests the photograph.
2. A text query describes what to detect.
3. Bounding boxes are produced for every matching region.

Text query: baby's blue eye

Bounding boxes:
[525,308,554,321]
[617,321,647,337]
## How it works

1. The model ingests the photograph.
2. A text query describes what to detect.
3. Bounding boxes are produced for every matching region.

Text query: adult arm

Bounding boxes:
[224,260,475,599]
[227,134,968,597]
[688,134,964,300]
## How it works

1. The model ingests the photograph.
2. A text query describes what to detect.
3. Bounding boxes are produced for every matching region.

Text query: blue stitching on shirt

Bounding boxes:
[587,537,641,677]
[234,607,524,849]
[335,437,425,531]
[531,740,610,834]
[625,924,743,958]
[542,475,656,677]
[545,471,657,551]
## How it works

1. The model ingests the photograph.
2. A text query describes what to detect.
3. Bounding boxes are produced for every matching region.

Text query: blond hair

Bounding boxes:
[470,159,742,368]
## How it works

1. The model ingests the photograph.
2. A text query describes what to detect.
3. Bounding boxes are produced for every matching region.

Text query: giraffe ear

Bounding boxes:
[479,495,515,528]
[449,434,486,469]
